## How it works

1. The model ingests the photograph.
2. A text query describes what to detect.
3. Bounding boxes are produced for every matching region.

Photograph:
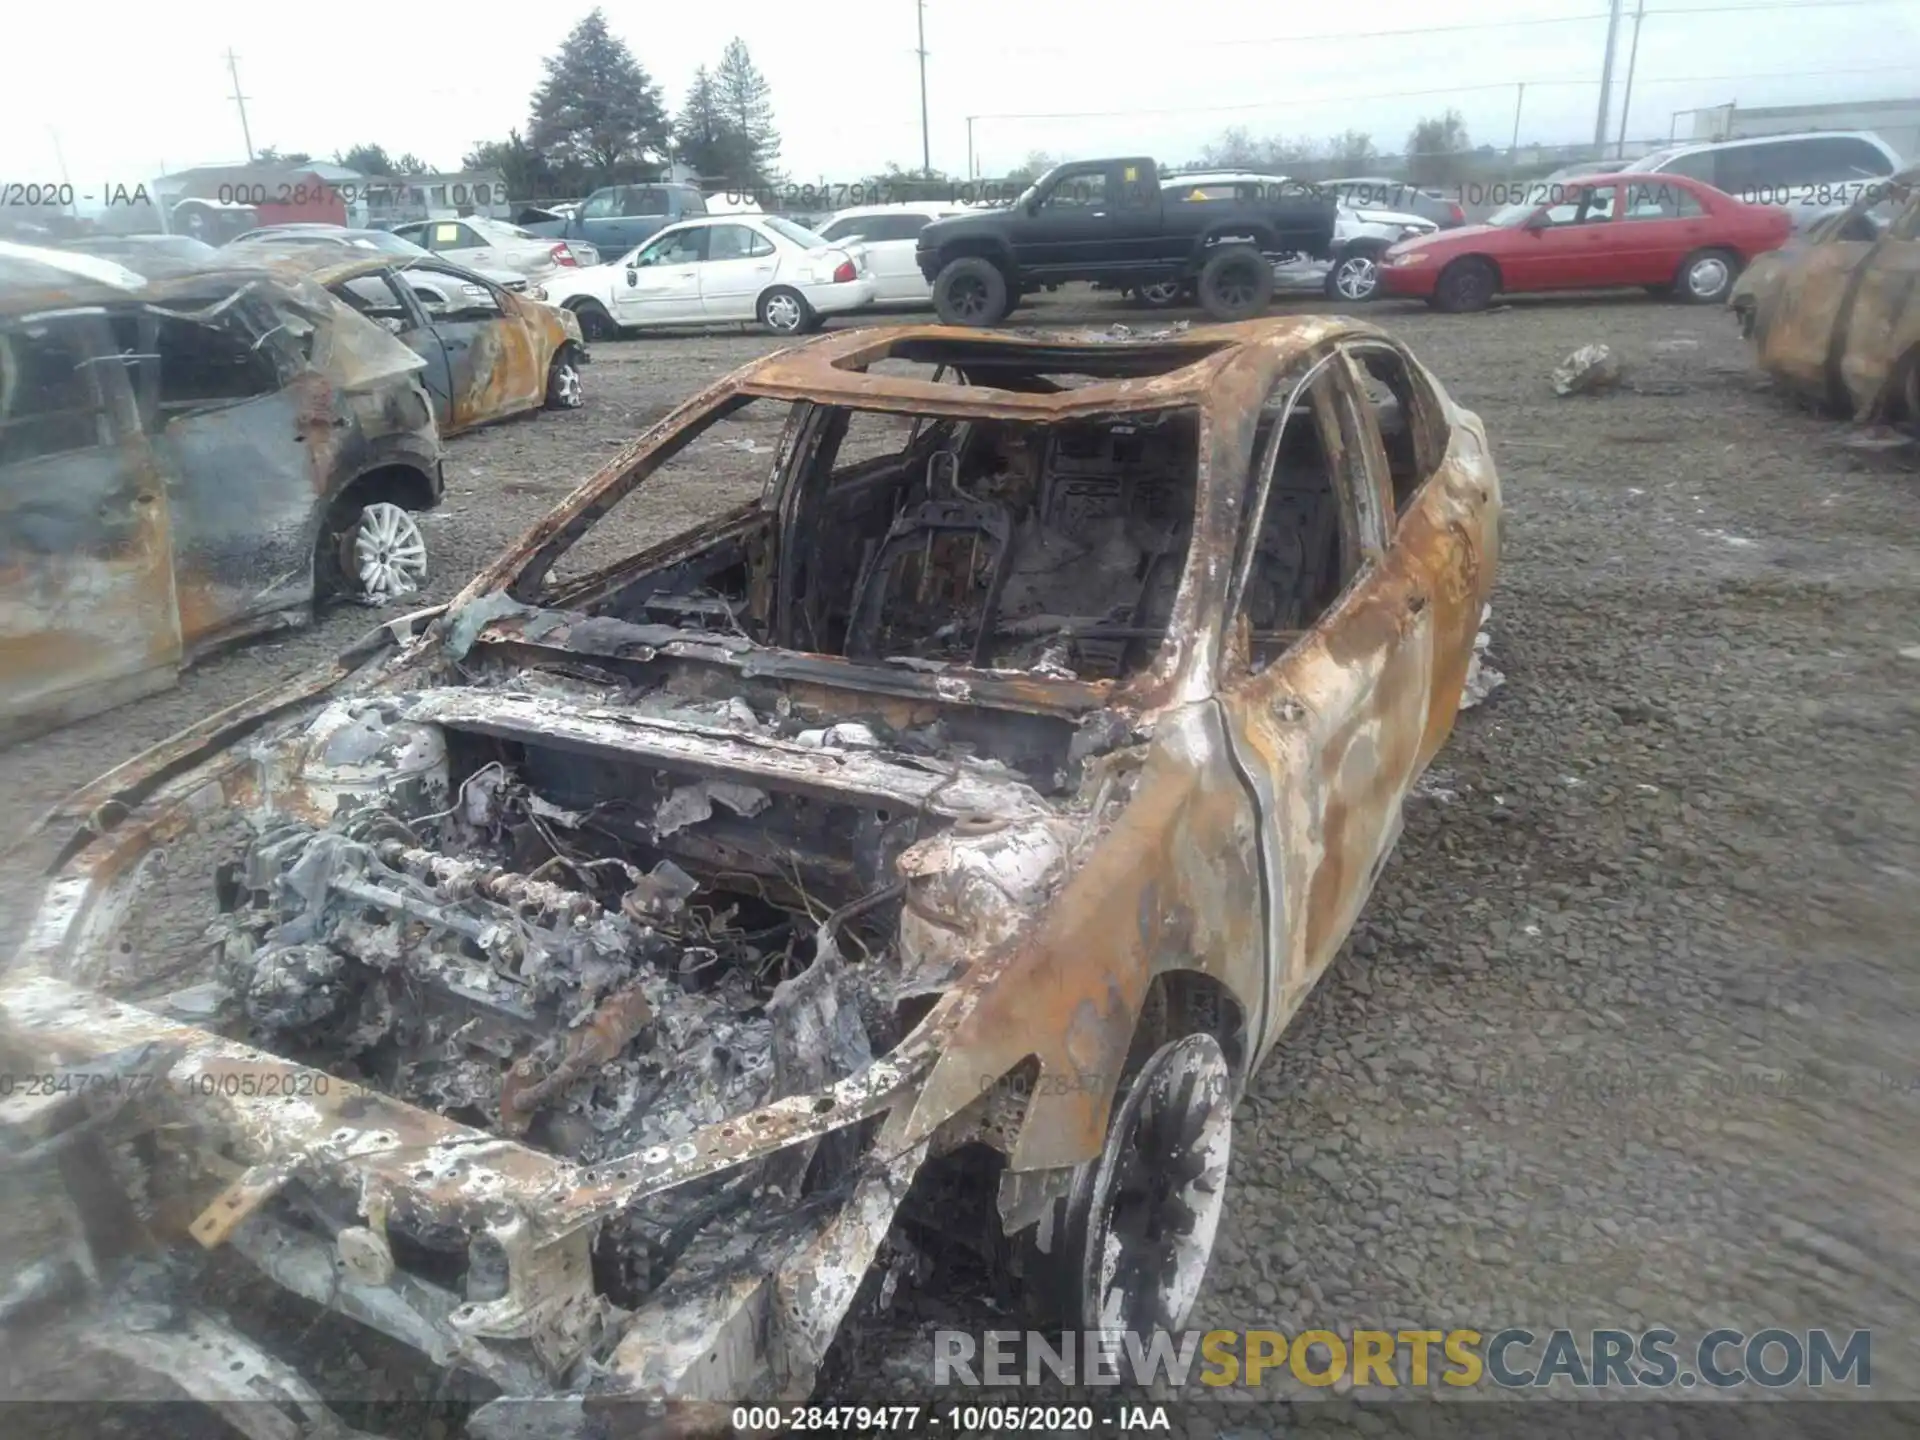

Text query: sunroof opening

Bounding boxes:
[832,334,1235,383]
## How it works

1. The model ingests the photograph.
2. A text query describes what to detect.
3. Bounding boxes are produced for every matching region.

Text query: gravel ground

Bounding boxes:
[2,286,1915,1425]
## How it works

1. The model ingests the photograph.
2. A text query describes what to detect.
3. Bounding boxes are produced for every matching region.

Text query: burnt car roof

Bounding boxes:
[215,245,514,294]
[721,317,1380,416]
[0,241,335,318]
[0,241,430,396]
[197,246,402,285]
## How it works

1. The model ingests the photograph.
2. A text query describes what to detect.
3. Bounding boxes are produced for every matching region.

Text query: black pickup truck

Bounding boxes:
[915,156,1336,326]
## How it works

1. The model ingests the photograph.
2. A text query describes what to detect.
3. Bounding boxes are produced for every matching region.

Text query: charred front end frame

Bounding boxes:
[1,318,1499,1434]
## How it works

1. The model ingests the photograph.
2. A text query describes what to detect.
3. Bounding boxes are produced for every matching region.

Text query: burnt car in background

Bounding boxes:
[1,319,1498,1429]
[0,240,443,743]
[1731,163,1920,433]
[246,249,592,436]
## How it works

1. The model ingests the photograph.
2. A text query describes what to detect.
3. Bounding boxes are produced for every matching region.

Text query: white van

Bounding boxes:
[1630,131,1901,228]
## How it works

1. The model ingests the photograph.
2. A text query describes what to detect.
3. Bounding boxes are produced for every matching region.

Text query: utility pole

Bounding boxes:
[1510,83,1526,156]
[1592,0,1624,151]
[226,48,255,163]
[47,128,75,214]
[1616,0,1647,158]
[915,1,931,177]
[966,116,976,180]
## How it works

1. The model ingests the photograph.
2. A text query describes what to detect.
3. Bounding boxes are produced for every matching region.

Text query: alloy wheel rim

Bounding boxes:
[1215,264,1260,309]
[555,363,583,406]
[346,502,427,603]
[1142,282,1182,304]
[1337,256,1378,299]
[951,277,988,319]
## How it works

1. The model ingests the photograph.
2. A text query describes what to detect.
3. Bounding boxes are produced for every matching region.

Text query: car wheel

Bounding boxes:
[1676,247,1738,305]
[932,256,1010,326]
[566,299,617,341]
[757,286,815,335]
[544,347,585,409]
[1139,280,1187,308]
[330,501,427,607]
[1433,257,1497,313]
[1070,1033,1234,1332]
[1325,246,1385,302]
[1196,245,1274,322]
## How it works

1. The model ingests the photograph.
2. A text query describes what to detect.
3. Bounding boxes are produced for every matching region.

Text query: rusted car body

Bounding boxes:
[0,319,1498,1431]
[0,242,443,744]
[283,250,591,436]
[1731,164,1920,430]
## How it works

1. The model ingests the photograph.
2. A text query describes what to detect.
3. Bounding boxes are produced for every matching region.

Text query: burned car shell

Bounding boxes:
[2,319,1498,1420]
[272,249,589,437]
[0,244,443,743]
[1731,163,1920,427]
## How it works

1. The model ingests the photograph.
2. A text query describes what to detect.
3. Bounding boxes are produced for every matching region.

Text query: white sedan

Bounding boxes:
[389,216,601,282]
[542,215,876,337]
[814,202,972,304]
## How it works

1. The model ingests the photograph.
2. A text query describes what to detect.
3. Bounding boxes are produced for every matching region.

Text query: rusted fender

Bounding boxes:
[894,702,1266,1174]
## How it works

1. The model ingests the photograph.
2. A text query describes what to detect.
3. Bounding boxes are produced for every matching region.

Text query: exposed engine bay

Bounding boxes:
[125,658,1086,1344]
[214,710,917,1175]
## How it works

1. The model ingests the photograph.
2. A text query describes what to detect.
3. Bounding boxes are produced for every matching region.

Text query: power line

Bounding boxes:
[961,0,1903,55]
[1648,0,1902,12]
[965,63,1915,123]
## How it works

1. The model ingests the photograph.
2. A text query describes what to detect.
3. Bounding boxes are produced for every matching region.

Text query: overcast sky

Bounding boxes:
[4,0,1914,190]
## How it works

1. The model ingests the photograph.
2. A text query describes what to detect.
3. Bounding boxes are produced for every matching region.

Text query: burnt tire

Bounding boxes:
[1433,256,1498,313]
[566,299,617,340]
[1676,247,1738,305]
[933,256,1010,326]
[757,286,815,335]
[1195,245,1273,321]
[544,347,585,409]
[1011,1033,1235,1333]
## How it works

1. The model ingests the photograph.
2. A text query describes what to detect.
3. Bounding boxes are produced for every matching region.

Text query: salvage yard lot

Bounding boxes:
[3,288,1916,1402]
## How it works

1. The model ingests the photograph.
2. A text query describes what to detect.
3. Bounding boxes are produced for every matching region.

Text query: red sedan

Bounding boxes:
[1379,172,1792,312]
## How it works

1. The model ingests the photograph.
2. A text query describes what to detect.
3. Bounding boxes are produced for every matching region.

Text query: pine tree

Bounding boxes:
[711,38,781,188]
[529,9,670,183]
[675,67,739,183]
